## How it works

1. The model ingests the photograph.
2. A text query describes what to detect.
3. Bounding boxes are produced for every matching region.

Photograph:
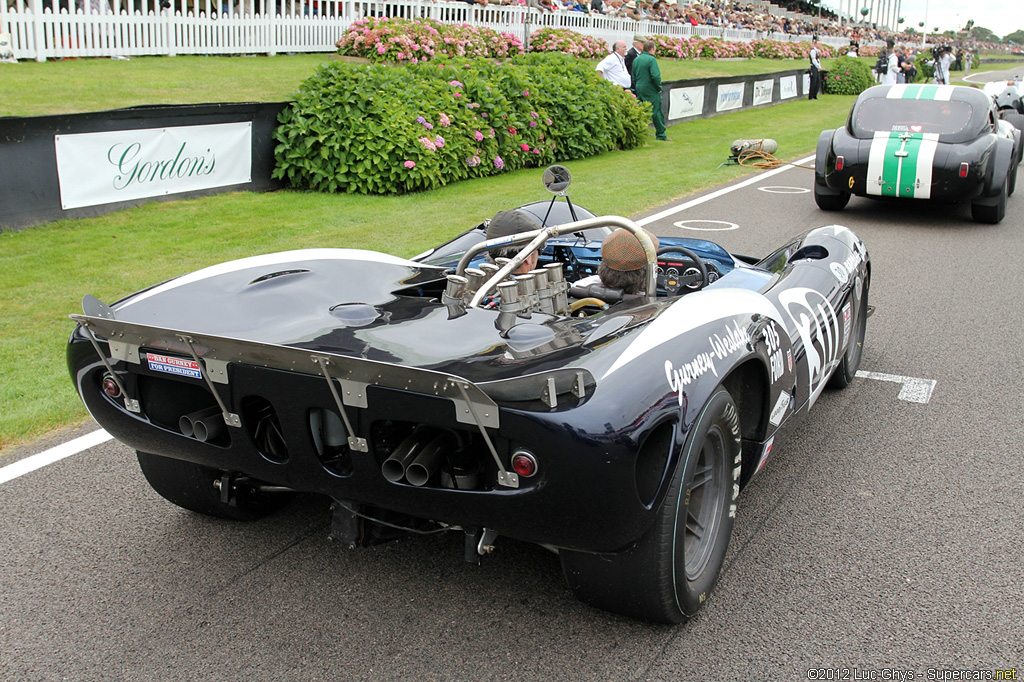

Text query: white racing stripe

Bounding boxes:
[914,134,941,199]
[866,132,890,196]
[0,429,113,485]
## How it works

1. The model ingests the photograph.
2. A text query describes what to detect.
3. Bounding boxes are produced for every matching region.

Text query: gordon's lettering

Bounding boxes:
[108,141,217,190]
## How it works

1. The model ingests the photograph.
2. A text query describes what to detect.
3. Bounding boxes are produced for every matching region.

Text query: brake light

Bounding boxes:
[511,450,538,478]
[102,374,121,398]
[959,162,969,178]
[836,156,844,171]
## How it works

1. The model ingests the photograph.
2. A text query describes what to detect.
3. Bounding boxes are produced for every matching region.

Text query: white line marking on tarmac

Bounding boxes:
[0,429,112,485]
[856,371,937,404]
[757,186,810,194]
[637,154,815,226]
[672,219,739,231]
[8,155,819,484]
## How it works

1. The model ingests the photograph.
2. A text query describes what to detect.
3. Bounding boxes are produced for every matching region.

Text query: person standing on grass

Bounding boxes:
[632,41,668,142]
[808,35,822,100]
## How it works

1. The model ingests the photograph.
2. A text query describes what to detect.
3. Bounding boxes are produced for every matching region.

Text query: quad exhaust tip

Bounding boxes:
[179,406,225,443]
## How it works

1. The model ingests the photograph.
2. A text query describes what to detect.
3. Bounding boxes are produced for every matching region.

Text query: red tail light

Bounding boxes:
[836,156,844,171]
[959,162,969,178]
[511,451,538,478]
[102,374,121,398]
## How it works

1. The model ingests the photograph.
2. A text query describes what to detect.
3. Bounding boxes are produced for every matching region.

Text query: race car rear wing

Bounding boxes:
[71,297,528,488]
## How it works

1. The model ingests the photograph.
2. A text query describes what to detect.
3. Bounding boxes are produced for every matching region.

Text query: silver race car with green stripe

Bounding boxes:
[815,84,1021,224]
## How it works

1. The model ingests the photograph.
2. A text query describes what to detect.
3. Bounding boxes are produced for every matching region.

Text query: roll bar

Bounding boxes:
[457,216,658,308]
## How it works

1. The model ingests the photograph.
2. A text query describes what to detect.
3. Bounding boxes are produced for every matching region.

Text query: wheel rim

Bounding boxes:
[682,424,726,581]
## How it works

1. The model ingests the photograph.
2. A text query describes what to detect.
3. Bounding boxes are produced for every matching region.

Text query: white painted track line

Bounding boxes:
[637,154,815,226]
[0,429,112,485]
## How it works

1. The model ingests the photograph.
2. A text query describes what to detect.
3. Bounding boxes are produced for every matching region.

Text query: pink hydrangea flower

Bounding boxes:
[435,135,445,148]
[494,156,504,170]
[508,127,517,135]
[439,113,451,127]
[520,143,529,151]
[419,137,436,151]
[529,121,537,128]
[473,130,484,141]
[377,45,386,55]
[523,89,529,97]
[404,160,416,169]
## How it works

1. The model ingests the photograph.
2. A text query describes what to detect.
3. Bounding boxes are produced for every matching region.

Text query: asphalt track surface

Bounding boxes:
[3,122,1024,681]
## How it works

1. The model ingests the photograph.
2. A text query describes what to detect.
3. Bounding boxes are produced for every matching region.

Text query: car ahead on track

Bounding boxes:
[68,167,871,624]
[814,84,1021,224]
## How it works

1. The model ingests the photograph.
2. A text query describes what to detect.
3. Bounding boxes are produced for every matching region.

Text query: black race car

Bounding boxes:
[815,84,1021,224]
[68,167,871,623]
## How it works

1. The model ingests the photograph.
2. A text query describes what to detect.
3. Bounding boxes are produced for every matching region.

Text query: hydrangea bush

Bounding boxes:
[273,54,648,195]
[528,27,609,59]
[822,55,874,96]
[336,16,524,65]
[638,35,833,61]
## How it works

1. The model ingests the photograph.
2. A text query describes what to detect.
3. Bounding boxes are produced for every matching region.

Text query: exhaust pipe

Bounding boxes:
[405,433,454,487]
[382,428,432,483]
[179,406,223,442]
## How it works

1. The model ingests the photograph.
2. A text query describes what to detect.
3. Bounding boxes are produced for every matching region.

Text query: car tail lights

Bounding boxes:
[511,450,538,478]
[836,156,844,171]
[101,374,121,398]
[959,162,969,178]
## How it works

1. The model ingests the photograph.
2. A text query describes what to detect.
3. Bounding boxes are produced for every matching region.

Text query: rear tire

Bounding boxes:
[560,388,742,623]
[999,112,1024,164]
[137,451,289,521]
[971,182,1007,225]
[814,184,851,211]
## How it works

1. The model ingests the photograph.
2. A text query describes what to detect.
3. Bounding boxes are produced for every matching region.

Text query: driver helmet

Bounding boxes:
[601,228,660,272]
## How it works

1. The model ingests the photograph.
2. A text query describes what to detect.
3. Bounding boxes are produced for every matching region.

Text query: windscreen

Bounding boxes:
[852,98,976,138]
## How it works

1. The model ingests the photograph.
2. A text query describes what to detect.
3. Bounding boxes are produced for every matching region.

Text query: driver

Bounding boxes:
[575,228,659,296]
[485,209,542,275]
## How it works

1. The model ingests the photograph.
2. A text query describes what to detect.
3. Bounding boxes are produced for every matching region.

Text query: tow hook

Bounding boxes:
[463,528,498,564]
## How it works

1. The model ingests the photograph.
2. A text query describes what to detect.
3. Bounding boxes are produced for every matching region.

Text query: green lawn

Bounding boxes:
[0,55,856,455]
[0,53,820,116]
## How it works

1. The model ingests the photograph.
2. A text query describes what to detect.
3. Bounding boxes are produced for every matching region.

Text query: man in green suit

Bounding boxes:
[632,40,668,141]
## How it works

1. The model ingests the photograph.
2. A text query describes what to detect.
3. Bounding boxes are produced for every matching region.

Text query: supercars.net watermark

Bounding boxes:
[805,669,1017,681]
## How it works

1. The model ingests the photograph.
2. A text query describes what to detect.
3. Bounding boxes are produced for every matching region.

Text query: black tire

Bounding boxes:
[971,182,1007,225]
[999,112,1024,163]
[136,451,288,521]
[560,388,742,623]
[828,282,869,389]
[814,183,851,211]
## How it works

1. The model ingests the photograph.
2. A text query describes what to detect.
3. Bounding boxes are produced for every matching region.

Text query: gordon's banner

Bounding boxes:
[55,122,252,210]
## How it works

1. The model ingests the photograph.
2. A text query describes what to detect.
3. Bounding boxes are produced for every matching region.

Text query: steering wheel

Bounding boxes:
[656,246,708,296]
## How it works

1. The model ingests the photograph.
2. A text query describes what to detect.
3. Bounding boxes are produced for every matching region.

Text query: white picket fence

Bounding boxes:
[1,0,856,62]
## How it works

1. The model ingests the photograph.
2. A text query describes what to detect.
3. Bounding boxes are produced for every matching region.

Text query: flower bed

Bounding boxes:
[336,16,524,65]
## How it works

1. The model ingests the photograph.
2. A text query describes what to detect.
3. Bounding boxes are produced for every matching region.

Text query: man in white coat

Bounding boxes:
[596,40,631,89]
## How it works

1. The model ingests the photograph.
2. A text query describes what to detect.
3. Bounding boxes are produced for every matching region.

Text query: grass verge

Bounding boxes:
[1,53,823,116]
